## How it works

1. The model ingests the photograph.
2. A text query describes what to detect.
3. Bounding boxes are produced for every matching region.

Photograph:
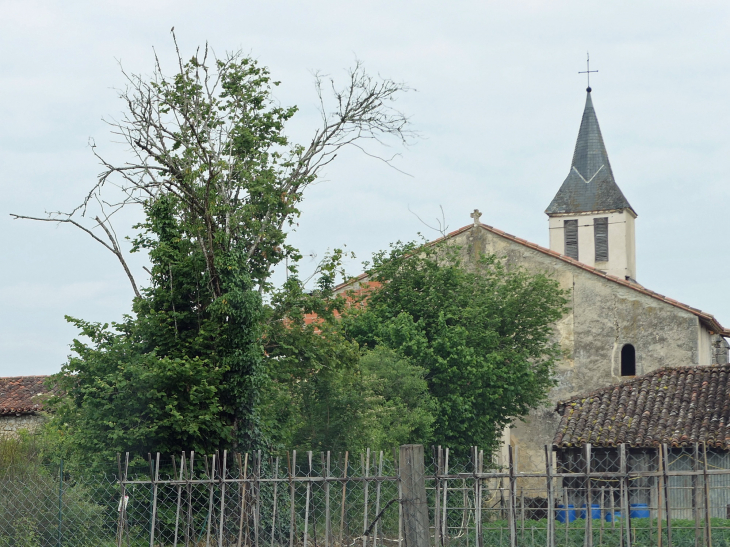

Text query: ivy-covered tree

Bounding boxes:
[342,242,569,455]
[15,38,412,462]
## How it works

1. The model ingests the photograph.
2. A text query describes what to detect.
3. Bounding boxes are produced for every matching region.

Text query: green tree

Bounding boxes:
[16,39,411,462]
[260,259,434,453]
[343,241,569,455]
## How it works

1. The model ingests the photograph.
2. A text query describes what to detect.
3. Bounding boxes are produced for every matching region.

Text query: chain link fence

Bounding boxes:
[3,443,730,546]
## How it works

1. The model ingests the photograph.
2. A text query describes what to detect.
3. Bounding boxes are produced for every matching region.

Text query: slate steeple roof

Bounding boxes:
[546,90,636,216]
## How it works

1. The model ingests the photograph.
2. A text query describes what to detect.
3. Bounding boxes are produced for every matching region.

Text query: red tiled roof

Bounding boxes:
[553,365,730,449]
[0,376,50,415]
[335,223,728,336]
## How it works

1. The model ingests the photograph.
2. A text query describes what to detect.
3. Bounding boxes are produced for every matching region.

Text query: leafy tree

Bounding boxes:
[343,241,569,455]
[260,261,434,453]
[16,39,412,461]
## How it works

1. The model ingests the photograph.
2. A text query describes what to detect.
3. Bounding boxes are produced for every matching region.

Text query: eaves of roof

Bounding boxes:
[334,223,728,337]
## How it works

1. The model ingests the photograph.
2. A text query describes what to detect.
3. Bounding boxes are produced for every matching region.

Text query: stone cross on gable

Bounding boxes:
[470,209,482,226]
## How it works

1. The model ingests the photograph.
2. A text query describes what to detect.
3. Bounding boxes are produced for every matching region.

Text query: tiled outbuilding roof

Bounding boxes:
[0,376,50,415]
[553,365,730,448]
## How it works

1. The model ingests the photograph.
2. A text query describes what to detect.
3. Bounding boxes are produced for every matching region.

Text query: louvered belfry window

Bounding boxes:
[594,217,609,262]
[564,220,578,260]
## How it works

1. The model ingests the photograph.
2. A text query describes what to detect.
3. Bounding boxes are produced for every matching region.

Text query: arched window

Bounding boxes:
[621,344,636,377]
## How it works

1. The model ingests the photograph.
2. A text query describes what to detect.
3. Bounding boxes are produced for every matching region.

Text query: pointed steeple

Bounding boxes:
[546,90,635,215]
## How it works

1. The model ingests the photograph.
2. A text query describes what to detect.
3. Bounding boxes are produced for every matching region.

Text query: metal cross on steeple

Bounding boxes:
[578,52,598,92]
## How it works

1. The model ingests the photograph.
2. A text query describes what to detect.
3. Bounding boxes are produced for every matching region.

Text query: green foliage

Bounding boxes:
[343,241,569,455]
[45,45,411,463]
[260,259,435,453]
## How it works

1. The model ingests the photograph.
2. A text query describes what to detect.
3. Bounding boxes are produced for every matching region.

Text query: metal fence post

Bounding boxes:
[399,444,429,547]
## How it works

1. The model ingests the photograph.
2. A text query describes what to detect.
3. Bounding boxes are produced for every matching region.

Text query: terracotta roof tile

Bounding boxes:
[553,365,730,448]
[0,376,50,415]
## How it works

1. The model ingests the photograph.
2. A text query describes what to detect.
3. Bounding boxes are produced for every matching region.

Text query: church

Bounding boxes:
[363,87,730,471]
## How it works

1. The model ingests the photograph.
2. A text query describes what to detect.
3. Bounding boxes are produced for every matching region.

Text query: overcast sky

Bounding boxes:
[1,0,728,376]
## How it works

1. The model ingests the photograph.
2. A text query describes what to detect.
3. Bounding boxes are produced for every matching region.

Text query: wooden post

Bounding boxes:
[620,444,631,547]
[508,445,516,547]
[442,448,449,546]
[325,452,331,547]
[173,454,184,547]
[205,455,216,547]
[255,451,262,547]
[585,443,593,547]
[374,451,384,547]
[304,451,312,547]
[544,446,555,547]
[434,447,441,547]
[290,451,296,547]
[340,451,349,546]
[658,447,664,547]
[399,445,429,547]
[662,444,672,547]
[272,457,280,547]
[363,449,370,547]
[600,487,605,547]
[238,453,248,547]
[476,449,483,547]
[609,486,615,530]
[187,452,195,547]
[150,452,160,547]
[702,443,712,547]
[693,444,700,547]
[219,451,228,547]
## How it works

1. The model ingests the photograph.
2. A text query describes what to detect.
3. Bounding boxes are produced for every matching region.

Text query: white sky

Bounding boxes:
[1,0,728,376]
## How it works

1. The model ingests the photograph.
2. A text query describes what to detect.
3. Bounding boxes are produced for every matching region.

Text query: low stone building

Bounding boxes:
[0,376,50,437]
[553,364,730,517]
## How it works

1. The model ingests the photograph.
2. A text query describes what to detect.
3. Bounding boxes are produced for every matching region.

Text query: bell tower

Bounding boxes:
[546,89,637,281]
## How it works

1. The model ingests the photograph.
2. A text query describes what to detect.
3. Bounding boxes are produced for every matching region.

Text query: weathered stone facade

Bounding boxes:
[443,222,728,473]
[0,413,45,437]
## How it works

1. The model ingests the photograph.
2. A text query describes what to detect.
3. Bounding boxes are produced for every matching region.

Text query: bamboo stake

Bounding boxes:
[238,453,249,547]
[305,451,312,547]
[620,444,631,547]
[339,451,349,546]
[375,451,384,547]
[206,455,217,547]
[255,451,262,547]
[236,454,243,547]
[150,452,160,547]
[397,449,403,547]
[476,449,483,547]
[442,448,449,546]
[586,443,592,547]
[702,443,712,547]
[662,444,672,547]
[325,452,331,547]
[599,487,605,547]
[363,448,370,547]
[693,444,700,547]
[187,452,195,547]
[508,445,516,547]
[219,451,228,547]
[658,447,664,547]
[520,488,525,543]
[173,454,184,547]
[290,451,296,547]
[434,447,441,547]
[271,457,280,547]
[544,446,555,547]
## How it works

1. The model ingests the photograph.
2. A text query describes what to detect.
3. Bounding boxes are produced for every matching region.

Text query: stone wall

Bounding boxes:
[0,413,45,437]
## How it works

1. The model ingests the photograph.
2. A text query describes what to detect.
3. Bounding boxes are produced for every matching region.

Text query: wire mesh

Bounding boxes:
[4,444,730,546]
